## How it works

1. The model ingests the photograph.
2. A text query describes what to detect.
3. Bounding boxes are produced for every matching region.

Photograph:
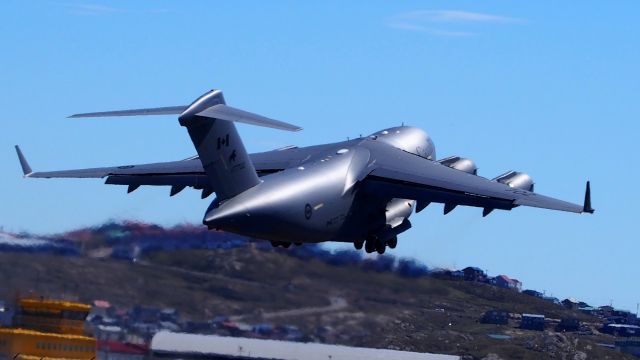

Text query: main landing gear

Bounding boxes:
[354,235,398,254]
[270,241,303,248]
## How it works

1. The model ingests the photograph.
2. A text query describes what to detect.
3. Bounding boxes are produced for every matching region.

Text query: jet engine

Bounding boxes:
[385,198,415,228]
[438,156,478,175]
[493,171,534,191]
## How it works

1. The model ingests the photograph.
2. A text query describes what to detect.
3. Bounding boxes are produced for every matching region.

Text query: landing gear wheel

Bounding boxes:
[364,238,376,253]
[376,241,386,255]
[387,236,397,249]
[282,242,291,248]
[354,241,364,250]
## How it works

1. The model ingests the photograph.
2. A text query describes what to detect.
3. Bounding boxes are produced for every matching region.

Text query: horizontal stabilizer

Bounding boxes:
[68,106,187,118]
[196,104,302,132]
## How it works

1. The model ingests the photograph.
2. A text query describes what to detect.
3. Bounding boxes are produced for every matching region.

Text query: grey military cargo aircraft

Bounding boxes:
[15,89,593,254]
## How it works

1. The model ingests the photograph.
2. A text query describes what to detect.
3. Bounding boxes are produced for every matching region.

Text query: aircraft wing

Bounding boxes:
[363,143,593,215]
[14,144,328,195]
[15,145,210,193]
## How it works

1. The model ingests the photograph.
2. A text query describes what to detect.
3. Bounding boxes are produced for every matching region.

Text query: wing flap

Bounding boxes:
[105,174,210,187]
[363,174,514,210]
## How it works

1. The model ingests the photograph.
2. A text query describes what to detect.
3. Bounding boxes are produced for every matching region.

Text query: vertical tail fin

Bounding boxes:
[179,90,260,200]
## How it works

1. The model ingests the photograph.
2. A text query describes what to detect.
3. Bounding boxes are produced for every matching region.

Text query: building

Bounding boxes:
[599,305,614,317]
[492,275,522,291]
[92,300,113,318]
[480,310,509,325]
[561,298,579,310]
[0,297,97,359]
[578,306,597,315]
[522,289,543,298]
[462,267,486,282]
[610,309,638,325]
[601,324,640,337]
[98,340,148,360]
[520,314,545,331]
[150,331,460,360]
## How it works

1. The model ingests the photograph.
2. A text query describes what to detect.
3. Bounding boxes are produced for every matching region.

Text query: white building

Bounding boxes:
[150,331,460,360]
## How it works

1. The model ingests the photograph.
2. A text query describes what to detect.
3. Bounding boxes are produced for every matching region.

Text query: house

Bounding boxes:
[599,305,614,317]
[493,275,522,291]
[253,323,274,336]
[578,306,597,315]
[220,321,252,336]
[94,325,124,342]
[462,267,486,282]
[158,321,180,332]
[561,298,579,310]
[612,309,637,325]
[480,310,509,325]
[279,325,303,341]
[520,314,545,331]
[556,317,580,332]
[522,289,543,298]
[601,324,640,337]
[159,308,178,323]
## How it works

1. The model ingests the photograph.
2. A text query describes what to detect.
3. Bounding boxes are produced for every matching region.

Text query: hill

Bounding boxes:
[0,227,633,359]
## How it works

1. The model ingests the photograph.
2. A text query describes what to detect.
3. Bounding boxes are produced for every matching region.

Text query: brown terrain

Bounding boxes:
[0,242,633,360]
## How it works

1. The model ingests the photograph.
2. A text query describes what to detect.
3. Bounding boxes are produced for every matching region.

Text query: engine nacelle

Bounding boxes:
[438,156,478,175]
[493,171,534,192]
[385,198,415,228]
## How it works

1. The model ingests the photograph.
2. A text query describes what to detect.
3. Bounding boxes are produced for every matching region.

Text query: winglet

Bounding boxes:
[15,145,33,177]
[583,181,594,214]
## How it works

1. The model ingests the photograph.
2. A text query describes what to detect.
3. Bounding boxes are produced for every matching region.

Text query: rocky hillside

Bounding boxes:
[0,227,633,359]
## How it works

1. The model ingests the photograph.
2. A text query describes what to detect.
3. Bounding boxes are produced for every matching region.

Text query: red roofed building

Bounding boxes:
[97,340,148,360]
[493,275,522,291]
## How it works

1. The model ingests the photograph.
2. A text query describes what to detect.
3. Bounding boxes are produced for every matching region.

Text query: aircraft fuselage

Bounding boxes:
[204,126,432,250]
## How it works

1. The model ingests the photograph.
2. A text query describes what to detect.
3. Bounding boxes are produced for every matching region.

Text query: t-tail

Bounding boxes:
[178,90,257,200]
[67,89,302,200]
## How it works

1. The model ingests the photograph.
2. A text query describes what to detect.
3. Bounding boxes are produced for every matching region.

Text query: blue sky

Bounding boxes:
[1,1,638,311]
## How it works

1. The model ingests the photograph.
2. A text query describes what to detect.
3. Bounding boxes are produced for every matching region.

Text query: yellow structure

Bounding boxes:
[0,298,96,360]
